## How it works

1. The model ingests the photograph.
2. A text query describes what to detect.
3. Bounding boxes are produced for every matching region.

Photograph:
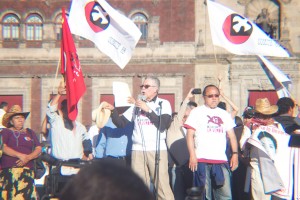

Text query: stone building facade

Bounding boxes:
[0,0,299,131]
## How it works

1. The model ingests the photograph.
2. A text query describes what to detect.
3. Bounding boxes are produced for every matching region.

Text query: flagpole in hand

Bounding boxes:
[50,80,66,107]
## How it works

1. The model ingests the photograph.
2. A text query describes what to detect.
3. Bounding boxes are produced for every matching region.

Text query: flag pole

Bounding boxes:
[52,56,61,94]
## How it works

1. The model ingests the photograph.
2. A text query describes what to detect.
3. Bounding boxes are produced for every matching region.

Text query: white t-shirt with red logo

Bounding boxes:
[184,105,235,163]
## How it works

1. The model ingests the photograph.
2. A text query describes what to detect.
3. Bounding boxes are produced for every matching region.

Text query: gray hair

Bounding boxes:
[145,75,160,90]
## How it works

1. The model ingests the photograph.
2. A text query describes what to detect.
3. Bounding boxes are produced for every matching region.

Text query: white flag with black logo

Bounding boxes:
[206,0,289,57]
[68,0,142,69]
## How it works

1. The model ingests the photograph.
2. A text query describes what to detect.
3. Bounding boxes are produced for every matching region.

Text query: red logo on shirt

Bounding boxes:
[207,115,223,127]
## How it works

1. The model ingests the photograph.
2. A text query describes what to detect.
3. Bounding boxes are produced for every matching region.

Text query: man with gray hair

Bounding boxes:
[106,75,174,200]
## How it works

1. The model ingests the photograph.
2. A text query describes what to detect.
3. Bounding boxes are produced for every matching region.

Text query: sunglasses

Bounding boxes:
[140,85,156,89]
[244,106,254,111]
[205,94,220,98]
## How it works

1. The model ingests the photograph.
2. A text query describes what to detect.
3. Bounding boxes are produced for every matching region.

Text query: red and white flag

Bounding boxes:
[61,8,86,121]
[206,0,290,57]
[68,0,142,69]
[257,55,291,98]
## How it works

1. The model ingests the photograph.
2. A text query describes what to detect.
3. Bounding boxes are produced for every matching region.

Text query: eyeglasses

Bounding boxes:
[205,94,220,98]
[140,85,156,89]
[244,106,254,112]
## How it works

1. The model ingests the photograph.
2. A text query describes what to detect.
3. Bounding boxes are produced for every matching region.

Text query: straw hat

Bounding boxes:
[2,105,30,128]
[255,98,278,115]
[92,102,111,129]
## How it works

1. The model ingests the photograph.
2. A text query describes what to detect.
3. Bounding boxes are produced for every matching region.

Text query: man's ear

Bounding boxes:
[288,106,294,116]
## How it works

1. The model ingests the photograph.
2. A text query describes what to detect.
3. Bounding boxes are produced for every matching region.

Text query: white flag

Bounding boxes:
[206,0,290,57]
[68,0,142,69]
[257,55,291,98]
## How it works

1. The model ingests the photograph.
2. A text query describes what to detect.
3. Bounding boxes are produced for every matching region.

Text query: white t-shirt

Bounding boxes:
[123,97,172,151]
[184,105,235,162]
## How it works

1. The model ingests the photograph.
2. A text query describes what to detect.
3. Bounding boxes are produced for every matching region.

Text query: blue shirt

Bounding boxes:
[95,118,133,158]
[95,130,106,158]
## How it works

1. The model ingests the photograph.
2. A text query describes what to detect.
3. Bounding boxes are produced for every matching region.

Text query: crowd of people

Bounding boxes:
[0,75,299,200]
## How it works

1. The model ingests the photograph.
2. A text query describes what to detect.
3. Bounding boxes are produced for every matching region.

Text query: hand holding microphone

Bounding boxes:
[135,94,149,114]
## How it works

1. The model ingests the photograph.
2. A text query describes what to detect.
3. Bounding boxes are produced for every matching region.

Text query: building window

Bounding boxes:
[2,14,20,41]
[25,14,43,41]
[131,13,148,41]
[55,14,62,41]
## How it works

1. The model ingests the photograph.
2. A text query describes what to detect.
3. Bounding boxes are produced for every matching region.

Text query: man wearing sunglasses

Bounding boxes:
[184,84,238,200]
[106,75,174,200]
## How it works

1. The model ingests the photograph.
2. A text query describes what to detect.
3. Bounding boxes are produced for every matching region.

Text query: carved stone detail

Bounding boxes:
[152,0,159,6]
[147,16,160,45]
[280,0,292,4]
[245,0,279,40]
[237,0,252,6]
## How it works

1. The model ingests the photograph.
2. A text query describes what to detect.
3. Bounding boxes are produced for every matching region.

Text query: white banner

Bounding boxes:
[68,0,142,69]
[247,126,293,199]
[206,0,290,57]
[257,56,291,98]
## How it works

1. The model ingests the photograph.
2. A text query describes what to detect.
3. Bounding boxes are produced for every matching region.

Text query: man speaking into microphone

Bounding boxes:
[105,75,174,200]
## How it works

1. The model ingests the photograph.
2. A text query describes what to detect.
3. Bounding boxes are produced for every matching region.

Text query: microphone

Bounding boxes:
[135,94,146,115]
[137,94,146,101]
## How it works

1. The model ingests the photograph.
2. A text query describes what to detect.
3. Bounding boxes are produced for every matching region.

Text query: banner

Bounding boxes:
[257,55,291,98]
[206,0,290,57]
[61,8,86,121]
[68,0,142,69]
[247,125,293,199]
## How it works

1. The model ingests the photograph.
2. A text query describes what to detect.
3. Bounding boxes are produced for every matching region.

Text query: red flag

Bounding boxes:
[61,8,86,121]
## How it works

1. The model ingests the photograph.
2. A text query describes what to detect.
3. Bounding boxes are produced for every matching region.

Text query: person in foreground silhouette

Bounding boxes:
[60,159,154,200]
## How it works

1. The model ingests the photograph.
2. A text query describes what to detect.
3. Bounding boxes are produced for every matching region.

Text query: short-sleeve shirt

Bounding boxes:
[1,128,41,169]
[184,105,235,163]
